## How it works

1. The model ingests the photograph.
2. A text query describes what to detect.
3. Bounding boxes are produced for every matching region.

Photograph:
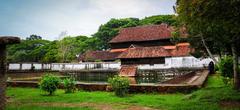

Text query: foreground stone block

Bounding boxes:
[0,36,20,110]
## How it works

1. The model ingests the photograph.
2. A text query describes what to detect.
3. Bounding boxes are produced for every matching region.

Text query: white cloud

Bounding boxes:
[0,0,175,40]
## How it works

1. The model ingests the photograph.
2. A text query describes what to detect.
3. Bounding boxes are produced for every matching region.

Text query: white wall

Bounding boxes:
[51,62,121,71]
[138,56,214,69]
[8,56,214,71]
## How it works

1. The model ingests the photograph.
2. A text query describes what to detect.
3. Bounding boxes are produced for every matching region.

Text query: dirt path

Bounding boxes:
[8,102,159,110]
[219,100,240,109]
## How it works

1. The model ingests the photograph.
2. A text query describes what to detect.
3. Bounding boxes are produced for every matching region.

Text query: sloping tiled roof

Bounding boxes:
[79,50,122,61]
[119,65,137,77]
[109,24,173,43]
[117,43,191,59]
[109,48,127,52]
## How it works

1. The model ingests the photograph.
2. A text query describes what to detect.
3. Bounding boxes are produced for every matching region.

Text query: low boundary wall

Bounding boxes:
[7,70,209,93]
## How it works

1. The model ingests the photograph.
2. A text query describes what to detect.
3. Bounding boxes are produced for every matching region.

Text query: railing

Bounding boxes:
[8,63,51,70]
[138,57,214,69]
[8,62,121,71]
[7,57,215,71]
[51,62,121,71]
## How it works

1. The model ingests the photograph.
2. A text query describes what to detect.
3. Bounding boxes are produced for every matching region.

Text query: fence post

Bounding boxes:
[20,63,22,71]
[0,37,20,110]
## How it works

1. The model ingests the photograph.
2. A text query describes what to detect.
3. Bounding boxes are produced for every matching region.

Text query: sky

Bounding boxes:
[0,0,176,40]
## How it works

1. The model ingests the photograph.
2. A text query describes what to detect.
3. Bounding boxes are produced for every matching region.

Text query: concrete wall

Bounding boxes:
[8,62,121,71]
[8,56,215,71]
[138,56,215,69]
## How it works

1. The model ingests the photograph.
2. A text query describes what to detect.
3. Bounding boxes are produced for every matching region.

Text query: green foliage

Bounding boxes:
[26,34,42,40]
[217,56,234,86]
[41,41,60,63]
[58,36,99,62]
[63,77,76,93]
[7,75,240,110]
[222,77,233,87]
[7,39,51,62]
[93,18,140,50]
[218,56,233,78]
[177,0,240,57]
[170,31,187,44]
[108,76,130,97]
[94,59,102,62]
[94,15,176,50]
[39,74,61,95]
[140,15,177,25]
[7,15,177,63]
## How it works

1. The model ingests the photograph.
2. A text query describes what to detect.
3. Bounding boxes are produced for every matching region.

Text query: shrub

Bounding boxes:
[39,74,61,95]
[222,76,233,86]
[108,75,130,97]
[218,56,233,78]
[63,77,76,93]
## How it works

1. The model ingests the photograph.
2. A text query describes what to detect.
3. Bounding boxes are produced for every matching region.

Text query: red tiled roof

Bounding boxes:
[110,48,127,52]
[79,50,121,61]
[117,43,191,59]
[109,24,173,43]
[163,46,176,50]
[119,65,137,77]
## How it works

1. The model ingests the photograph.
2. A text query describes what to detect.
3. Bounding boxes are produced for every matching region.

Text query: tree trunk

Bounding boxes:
[231,43,240,90]
[0,45,7,110]
[200,33,218,63]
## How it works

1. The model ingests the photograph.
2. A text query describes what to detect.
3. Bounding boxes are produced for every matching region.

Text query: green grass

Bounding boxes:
[7,105,93,110]
[7,74,240,110]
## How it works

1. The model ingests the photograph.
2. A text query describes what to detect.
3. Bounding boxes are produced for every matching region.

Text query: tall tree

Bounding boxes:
[177,0,240,90]
[93,18,140,50]
[26,34,42,40]
[140,15,177,25]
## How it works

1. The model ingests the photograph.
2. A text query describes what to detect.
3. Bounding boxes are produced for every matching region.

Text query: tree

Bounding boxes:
[140,15,177,25]
[57,35,99,62]
[7,39,50,62]
[177,0,240,90]
[93,18,140,50]
[26,34,42,40]
[93,16,177,50]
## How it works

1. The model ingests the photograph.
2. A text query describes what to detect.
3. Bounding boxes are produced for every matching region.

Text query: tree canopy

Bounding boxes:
[7,15,176,63]
[177,0,240,90]
[93,15,176,50]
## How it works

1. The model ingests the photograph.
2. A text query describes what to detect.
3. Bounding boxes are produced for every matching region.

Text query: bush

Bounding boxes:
[218,56,233,78]
[63,77,76,93]
[39,74,61,95]
[108,75,130,97]
[222,77,233,86]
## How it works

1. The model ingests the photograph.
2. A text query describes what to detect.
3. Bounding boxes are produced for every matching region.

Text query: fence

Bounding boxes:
[8,56,216,71]
[8,62,121,71]
[8,63,51,70]
[138,56,215,69]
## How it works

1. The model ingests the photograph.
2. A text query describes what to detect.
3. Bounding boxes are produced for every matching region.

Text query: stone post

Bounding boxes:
[0,36,20,110]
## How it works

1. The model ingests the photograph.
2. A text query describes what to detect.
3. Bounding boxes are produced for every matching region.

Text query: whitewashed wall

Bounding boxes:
[8,56,215,71]
[8,63,20,70]
[138,56,215,69]
[51,62,121,71]
[8,63,51,70]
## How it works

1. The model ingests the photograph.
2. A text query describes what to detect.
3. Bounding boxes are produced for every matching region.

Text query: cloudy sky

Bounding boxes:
[0,0,176,40]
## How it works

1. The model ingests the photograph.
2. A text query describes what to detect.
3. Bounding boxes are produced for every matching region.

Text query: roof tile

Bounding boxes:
[117,43,191,59]
[109,24,173,43]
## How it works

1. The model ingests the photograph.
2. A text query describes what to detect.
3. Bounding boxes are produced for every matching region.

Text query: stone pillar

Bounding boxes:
[0,37,20,110]
[0,45,6,110]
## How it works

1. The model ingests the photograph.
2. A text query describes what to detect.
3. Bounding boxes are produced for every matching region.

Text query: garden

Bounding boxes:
[1,0,240,110]
[6,73,240,110]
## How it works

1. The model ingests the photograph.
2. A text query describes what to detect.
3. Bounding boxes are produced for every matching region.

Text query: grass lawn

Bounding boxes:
[6,74,240,110]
